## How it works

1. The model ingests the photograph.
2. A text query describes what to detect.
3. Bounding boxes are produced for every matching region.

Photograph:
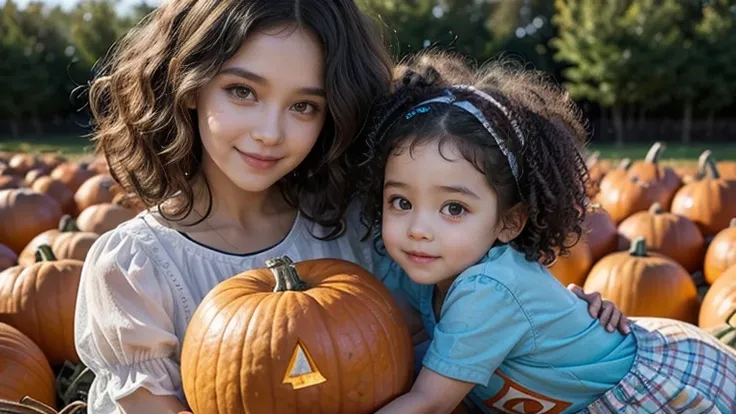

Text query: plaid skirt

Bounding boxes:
[580,317,736,414]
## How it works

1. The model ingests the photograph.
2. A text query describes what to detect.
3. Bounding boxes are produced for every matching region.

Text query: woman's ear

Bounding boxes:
[497,203,528,243]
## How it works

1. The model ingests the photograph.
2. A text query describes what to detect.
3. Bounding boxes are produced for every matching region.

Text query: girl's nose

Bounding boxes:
[407,214,433,241]
[251,108,284,146]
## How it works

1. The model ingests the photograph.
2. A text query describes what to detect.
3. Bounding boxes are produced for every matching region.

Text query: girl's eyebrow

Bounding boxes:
[384,180,407,190]
[437,185,480,200]
[219,66,326,97]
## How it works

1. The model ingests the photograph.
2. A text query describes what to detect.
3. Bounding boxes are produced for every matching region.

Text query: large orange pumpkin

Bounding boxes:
[699,265,736,330]
[625,142,682,208]
[617,203,704,273]
[0,322,56,408]
[0,243,17,271]
[598,158,631,195]
[596,176,661,224]
[0,189,63,254]
[181,256,413,414]
[583,205,618,261]
[548,237,593,287]
[670,151,736,237]
[704,218,736,285]
[31,176,76,217]
[50,163,95,193]
[76,201,137,234]
[0,245,82,365]
[74,174,118,213]
[18,215,98,266]
[583,237,699,323]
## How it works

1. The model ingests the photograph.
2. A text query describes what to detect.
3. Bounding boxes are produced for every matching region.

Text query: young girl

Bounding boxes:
[74,1,627,413]
[361,52,736,414]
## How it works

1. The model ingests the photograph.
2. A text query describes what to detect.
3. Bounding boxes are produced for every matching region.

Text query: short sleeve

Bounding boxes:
[423,274,536,385]
[74,229,184,412]
[371,247,423,310]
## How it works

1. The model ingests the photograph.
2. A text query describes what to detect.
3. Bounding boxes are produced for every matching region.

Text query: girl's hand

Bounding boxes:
[567,284,631,335]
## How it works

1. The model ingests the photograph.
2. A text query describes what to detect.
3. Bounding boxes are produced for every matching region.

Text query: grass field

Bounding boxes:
[1,135,735,162]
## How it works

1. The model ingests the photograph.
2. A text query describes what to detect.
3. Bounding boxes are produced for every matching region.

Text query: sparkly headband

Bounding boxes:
[404,86,524,182]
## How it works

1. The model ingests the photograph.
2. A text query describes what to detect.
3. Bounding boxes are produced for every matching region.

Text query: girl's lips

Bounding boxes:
[404,251,440,264]
[237,149,282,170]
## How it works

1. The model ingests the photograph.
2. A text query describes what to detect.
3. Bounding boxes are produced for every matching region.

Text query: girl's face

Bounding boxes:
[192,25,327,193]
[381,140,505,285]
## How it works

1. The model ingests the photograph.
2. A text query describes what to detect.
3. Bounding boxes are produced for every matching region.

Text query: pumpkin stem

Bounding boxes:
[644,142,665,164]
[34,244,57,263]
[727,308,736,329]
[618,158,632,170]
[697,150,720,180]
[629,237,648,257]
[648,203,664,215]
[267,255,309,292]
[58,215,79,232]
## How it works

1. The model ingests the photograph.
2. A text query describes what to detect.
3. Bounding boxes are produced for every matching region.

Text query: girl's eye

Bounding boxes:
[226,86,255,101]
[390,197,412,211]
[441,203,467,217]
[292,102,318,114]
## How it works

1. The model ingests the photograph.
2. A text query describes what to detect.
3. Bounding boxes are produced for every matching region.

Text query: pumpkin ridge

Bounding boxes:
[302,291,343,413]
[0,342,52,387]
[338,286,380,407]
[223,294,263,412]
[264,292,284,413]
[345,277,407,396]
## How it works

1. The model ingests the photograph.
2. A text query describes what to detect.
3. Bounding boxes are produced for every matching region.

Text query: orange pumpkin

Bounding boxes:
[74,174,118,213]
[0,174,23,190]
[8,154,40,177]
[717,160,736,180]
[704,218,736,284]
[597,176,661,224]
[0,189,63,254]
[76,201,137,234]
[0,323,56,408]
[24,168,48,186]
[32,176,76,216]
[18,215,98,266]
[583,205,618,261]
[0,245,82,365]
[670,151,736,237]
[617,203,704,273]
[583,237,699,323]
[38,154,67,172]
[585,151,608,198]
[625,142,682,208]
[50,162,96,193]
[598,158,631,195]
[0,243,17,271]
[181,256,413,414]
[548,237,593,287]
[699,265,736,330]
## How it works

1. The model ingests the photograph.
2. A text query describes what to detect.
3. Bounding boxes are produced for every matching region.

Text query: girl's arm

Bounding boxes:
[119,389,189,414]
[376,367,474,414]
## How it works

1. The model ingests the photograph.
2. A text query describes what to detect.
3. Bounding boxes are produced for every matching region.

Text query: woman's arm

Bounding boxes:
[376,367,474,414]
[119,389,189,414]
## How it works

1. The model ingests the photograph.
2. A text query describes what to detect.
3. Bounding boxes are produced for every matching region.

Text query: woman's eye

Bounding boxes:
[441,203,466,217]
[226,86,255,101]
[292,102,317,114]
[390,197,412,211]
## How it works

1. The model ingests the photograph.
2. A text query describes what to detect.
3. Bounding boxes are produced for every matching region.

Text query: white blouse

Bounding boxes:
[74,207,375,413]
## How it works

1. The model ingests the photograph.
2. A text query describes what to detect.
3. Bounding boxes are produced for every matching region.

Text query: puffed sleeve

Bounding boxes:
[423,274,537,386]
[74,229,184,413]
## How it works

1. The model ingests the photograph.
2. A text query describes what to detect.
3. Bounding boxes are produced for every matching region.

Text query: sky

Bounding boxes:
[2,0,159,14]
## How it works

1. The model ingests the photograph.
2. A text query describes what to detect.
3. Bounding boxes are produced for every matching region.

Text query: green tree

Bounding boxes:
[552,0,687,145]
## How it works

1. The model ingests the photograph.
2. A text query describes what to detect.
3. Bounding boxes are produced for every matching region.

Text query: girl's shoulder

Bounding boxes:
[457,244,547,289]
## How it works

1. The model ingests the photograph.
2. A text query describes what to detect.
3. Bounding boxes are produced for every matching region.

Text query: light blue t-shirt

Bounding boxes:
[375,244,636,413]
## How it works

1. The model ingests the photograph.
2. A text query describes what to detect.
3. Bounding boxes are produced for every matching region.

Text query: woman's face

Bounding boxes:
[193,24,327,193]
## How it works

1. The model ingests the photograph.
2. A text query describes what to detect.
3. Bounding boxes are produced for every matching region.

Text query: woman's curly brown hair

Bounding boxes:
[87,0,392,236]
[359,50,591,265]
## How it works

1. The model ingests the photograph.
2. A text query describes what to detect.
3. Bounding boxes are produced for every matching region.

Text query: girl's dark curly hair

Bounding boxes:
[359,50,591,265]
[87,0,392,237]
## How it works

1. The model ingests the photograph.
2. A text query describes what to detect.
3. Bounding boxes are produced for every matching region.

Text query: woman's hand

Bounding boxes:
[568,284,631,334]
